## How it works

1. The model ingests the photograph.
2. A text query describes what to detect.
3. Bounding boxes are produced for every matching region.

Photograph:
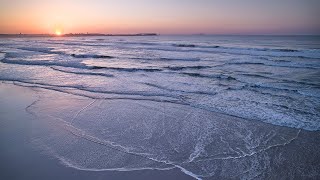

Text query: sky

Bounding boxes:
[0,0,319,35]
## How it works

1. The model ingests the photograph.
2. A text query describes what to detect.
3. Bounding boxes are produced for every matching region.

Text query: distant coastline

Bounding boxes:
[1,33,319,38]
[0,33,158,37]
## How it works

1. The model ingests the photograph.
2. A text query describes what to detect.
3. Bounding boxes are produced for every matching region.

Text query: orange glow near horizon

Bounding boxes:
[0,0,319,35]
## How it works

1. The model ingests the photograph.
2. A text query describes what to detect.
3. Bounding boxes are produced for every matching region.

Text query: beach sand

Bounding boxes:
[0,82,193,180]
[1,81,319,179]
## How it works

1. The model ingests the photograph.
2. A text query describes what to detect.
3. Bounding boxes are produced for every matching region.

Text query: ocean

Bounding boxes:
[0,35,320,179]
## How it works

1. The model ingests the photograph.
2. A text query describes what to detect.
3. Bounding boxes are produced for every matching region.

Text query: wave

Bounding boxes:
[0,52,5,60]
[181,72,236,80]
[206,46,319,59]
[15,42,320,60]
[15,79,176,98]
[172,44,196,48]
[50,67,114,77]
[17,47,116,59]
[239,73,320,87]
[166,65,211,71]
[131,57,200,62]
[226,61,319,69]
[198,45,300,53]
[1,78,184,105]
[198,45,221,49]
[120,42,159,46]
[142,45,320,59]
[172,44,221,49]
[160,57,200,61]
[194,45,299,53]
[1,56,165,73]
[228,81,320,99]
[71,54,114,59]
[14,46,319,71]
[18,47,64,55]
[89,66,163,72]
[41,41,108,47]
[190,94,320,131]
[142,82,217,96]
[1,57,86,69]
[275,49,299,52]
[170,43,313,57]
[2,76,319,131]
[30,41,320,59]
[238,73,271,79]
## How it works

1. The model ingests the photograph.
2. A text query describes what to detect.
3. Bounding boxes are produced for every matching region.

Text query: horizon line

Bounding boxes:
[1,33,320,37]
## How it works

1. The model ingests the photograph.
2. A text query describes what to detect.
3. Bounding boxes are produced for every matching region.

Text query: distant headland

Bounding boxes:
[0,33,158,37]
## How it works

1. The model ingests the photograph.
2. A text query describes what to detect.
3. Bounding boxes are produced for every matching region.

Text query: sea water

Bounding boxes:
[1,35,319,130]
[0,35,319,179]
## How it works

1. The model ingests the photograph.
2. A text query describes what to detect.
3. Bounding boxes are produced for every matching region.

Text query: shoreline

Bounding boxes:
[0,82,193,180]
[1,81,320,179]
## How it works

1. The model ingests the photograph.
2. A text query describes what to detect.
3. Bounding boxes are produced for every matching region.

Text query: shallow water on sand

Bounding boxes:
[2,82,319,179]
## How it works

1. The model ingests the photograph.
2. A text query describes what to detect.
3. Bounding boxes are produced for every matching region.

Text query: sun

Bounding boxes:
[55,30,62,36]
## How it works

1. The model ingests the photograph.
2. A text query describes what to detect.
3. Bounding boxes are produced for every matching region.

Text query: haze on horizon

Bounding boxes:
[0,0,319,35]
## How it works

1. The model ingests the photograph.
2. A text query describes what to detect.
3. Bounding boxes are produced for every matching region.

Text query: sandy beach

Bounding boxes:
[0,82,193,180]
[1,81,319,179]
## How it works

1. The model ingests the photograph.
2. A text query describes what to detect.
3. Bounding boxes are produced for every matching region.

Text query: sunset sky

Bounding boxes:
[0,0,319,35]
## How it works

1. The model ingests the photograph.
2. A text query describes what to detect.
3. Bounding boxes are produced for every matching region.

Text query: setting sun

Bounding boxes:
[55,30,62,36]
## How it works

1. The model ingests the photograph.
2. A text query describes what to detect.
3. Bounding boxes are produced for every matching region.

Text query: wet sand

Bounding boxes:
[0,81,319,179]
[0,82,192,180]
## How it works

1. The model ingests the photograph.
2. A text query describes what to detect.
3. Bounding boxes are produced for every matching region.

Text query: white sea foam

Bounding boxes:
[25,91,312,179]
[1,36,319,131]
